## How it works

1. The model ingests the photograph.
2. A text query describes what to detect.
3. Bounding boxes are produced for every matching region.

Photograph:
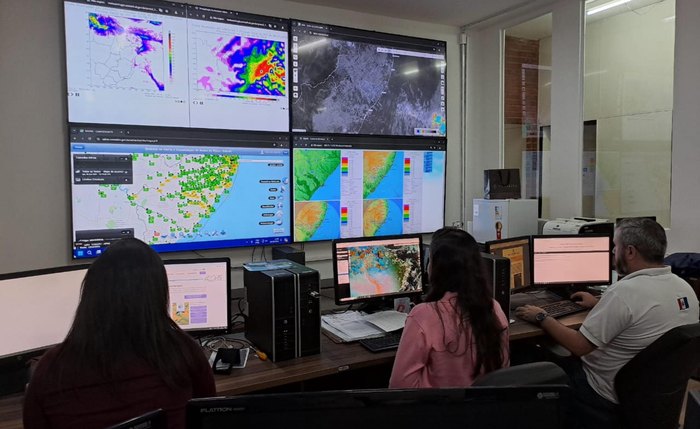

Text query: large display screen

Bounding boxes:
[291,20,446,137]
[70,125,291,258]
[64,0,289,132]
[292,135,446,242]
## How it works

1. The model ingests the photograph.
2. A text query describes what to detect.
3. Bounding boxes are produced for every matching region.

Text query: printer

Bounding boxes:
[542,217,614,236]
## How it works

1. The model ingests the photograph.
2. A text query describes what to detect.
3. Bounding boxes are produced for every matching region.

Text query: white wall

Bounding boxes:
[0,0,462,282]
[668,0,700,253]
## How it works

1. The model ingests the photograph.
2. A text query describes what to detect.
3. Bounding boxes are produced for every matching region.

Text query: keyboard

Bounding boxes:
[359,330,403,352]
[539,300,587,319]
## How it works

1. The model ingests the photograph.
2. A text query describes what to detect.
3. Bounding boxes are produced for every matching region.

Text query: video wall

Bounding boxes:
[64,0,447,258]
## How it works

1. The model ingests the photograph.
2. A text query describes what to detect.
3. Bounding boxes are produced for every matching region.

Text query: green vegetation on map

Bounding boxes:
[97,153,240,242]
[363,152,396,198]
[294,201,328,241]
[294,150,340,201]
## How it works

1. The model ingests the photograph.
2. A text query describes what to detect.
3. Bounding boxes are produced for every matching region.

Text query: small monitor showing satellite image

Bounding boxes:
[333,235,424,305]
[291,20,446,137]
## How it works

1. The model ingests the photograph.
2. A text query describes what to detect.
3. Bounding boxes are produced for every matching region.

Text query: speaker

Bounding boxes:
[272,246,306,265]
[481,252,511,319]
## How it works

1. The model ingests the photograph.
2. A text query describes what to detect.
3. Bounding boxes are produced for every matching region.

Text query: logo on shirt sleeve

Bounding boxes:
[677,297,690,311]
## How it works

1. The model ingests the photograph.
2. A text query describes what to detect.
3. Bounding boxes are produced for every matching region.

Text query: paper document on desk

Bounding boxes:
[363,310,407,332]
[321,311,384,341]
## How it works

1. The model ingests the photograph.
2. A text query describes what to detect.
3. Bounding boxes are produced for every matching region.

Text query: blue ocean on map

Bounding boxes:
[310,200,341,241]
[367,152,403,200]
[310,165,341,201]
[374,199,403,236]
[188,158,290,241]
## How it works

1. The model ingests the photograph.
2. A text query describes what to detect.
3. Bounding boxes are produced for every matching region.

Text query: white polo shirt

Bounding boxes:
[579,266,699,404]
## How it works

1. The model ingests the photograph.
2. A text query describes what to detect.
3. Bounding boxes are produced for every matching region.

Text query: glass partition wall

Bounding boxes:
[501,0,674,225]
[584,0,675,226]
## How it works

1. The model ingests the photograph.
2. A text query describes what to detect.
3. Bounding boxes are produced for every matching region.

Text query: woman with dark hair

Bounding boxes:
[23,238,216,429]
[389,227,509,388]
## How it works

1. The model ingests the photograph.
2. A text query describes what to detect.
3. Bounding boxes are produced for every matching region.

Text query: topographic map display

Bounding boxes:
[292,35,445,136]
[293,150,341,241]
[347,244,422,298]
[88,13,165,91]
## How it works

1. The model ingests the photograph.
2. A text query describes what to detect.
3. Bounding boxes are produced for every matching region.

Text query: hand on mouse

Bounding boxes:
[570,291,598,309]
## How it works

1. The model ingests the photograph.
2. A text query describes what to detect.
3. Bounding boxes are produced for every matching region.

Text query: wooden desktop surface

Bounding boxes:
[0,312,587,429]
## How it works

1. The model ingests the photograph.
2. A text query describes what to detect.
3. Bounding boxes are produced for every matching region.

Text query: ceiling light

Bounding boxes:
[587,0,631,16]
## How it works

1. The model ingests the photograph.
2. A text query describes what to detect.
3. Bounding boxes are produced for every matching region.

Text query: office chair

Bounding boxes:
[614,322,700,429]
[472,361,569,386]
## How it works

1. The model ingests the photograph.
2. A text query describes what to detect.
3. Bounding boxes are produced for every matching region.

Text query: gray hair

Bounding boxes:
[616,218,666,263]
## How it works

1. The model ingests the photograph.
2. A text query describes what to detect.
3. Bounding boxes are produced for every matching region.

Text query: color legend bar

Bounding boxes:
[341,157,349,175]
[341,207,348,225]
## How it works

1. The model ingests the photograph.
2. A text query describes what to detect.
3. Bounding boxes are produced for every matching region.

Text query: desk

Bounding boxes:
[0,313,588,429]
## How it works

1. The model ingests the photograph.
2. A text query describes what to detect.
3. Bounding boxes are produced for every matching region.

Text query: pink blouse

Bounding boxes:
[389,292,510,388]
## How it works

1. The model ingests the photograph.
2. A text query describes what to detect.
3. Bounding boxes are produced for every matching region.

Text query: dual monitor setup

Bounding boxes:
[485,234,612,296]
[0,257,232,393]
[63,0,448,259]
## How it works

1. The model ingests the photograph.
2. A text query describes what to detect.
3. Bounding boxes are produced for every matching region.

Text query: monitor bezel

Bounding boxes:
[484,235,533,292]
[530,233,613,288]
[163,257,232,337]
[331,233,424,306]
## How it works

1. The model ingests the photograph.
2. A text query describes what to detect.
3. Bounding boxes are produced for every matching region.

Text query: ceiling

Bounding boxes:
[288,0,544,27]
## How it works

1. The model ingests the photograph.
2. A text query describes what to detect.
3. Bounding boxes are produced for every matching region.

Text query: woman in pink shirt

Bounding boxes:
[389,227,510,388]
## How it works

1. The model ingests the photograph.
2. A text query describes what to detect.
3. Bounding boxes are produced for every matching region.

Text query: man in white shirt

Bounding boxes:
[516,218,699,428]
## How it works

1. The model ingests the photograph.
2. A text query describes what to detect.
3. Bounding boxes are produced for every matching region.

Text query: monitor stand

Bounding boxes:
[356,298,395,314]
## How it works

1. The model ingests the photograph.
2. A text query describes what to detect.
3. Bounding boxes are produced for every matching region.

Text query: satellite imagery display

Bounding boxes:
[291,23,446,136]
[347,243,422,298]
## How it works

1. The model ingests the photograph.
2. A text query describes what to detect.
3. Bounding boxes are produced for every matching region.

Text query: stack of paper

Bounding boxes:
[321,310,408,343]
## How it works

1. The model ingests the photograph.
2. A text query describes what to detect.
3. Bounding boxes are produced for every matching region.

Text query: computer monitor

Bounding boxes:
[485,236,531,291]
[105,409,165,429]
[0,265,89,395]
[0,265,89,365]
[531,234,612,288]
[332,234,424,306]
[293,134,446,242]
[291,20,446,137]
[186,386,571,429]
[64,0,289,132]
[163,258,231,337]
[70,125,291,259]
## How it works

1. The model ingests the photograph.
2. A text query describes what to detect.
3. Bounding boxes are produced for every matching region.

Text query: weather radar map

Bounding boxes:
[88,13,166,91]
[292,22,446,136]
[293,150,341,241]
[347,244,422,298]
[194,36,286,97]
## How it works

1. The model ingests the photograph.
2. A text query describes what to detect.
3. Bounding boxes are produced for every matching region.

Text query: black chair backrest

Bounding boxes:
[614,322,700,429]
[472,361,568,386]
[684,390,700,429]
[104,409,166,429]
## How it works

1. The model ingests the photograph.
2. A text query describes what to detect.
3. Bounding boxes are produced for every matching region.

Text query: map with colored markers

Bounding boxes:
[72,144,290,248]
[347,244,422,298]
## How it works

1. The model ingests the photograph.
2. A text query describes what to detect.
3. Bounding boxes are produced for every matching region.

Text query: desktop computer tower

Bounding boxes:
[243,260,320,362]
[481,252,511,319]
